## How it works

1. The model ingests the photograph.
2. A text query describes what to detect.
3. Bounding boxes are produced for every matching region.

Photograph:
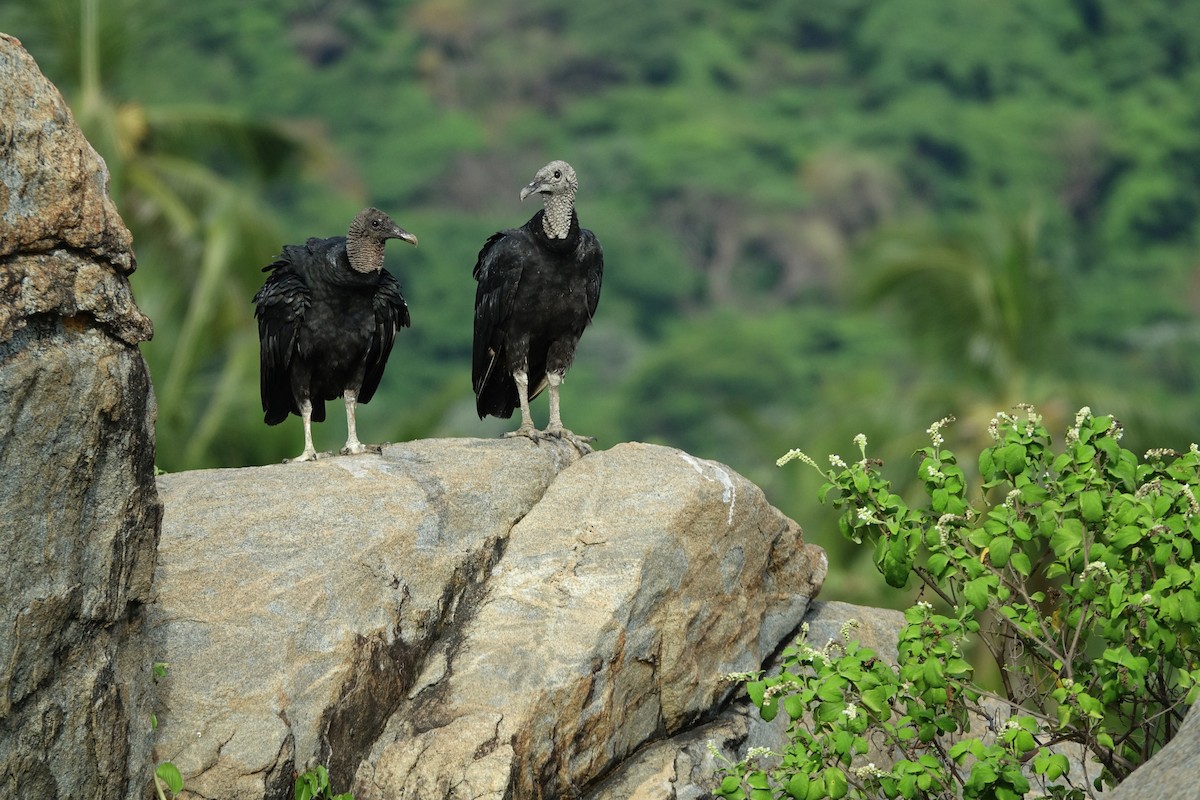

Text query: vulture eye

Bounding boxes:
[553,170,562,179]
[371,220,380,228]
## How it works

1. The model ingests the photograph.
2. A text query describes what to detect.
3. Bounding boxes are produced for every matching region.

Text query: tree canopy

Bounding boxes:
[5,0,1198,602]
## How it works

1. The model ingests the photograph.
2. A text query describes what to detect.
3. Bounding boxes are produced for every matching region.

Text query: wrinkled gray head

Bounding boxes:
[346,207,417,272]
[349,207,418,246]
[520,160,578,203]
[521,161,578,239]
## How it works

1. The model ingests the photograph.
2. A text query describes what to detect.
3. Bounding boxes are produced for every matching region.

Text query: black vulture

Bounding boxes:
[253,207,417,462]
[472,160,604,452]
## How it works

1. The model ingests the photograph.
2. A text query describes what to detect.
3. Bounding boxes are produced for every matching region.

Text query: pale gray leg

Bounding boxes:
[545,372,565,434]
[340,389,368,455]
[503,369,539,439]
[287,399,319,463]
[543,372,594,453]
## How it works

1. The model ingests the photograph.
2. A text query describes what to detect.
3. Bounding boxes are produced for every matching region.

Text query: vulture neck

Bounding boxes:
[541,192,575,240]
[346,234,386,274]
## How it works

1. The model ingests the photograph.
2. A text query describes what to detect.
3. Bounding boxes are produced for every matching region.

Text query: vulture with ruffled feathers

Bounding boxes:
[253,207,417,462]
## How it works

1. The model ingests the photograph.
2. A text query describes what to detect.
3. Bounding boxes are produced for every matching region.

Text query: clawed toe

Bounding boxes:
[504,425,540,441]
[544,427,595,454]
[340,443,382,456]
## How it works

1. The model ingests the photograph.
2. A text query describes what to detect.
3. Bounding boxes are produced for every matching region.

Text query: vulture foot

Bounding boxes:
[544,427,595,454]
[286,449,327,463]
[340,442,383,456]
[504,424,540,441]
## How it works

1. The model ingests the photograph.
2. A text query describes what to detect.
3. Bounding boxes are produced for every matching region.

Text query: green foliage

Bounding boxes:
[153,762,183,800]
[295,764,354,800]
[149,661,183,799]
[4,0,1200,576]
[720,407,1200,798]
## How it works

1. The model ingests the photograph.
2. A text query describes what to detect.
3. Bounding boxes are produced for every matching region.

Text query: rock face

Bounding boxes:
[0,33,160,800]
[1106,703,1200,800]
[147,439,828,799]
[583,600,907,800]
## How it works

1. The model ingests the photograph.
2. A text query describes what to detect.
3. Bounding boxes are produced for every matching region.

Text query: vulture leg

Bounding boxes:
[341,389,369,455]
[544,371,594,453]
[503,369,539,440]
[288,399,319,463]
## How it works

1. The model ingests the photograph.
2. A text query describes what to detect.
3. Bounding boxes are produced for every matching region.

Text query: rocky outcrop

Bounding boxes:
[583,600,907,800]
[1105,704,1199,800]
[147,439,828,799]
[0,33,160,800]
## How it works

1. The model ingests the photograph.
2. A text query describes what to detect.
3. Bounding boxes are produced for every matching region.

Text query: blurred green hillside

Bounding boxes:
[5,0,1199,601]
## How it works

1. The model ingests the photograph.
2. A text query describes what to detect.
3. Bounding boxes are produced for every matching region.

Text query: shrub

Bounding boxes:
[717,406,1200,799]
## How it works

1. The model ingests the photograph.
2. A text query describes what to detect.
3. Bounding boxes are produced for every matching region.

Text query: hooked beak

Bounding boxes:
[390,225,418,247]
[520,179,547,202]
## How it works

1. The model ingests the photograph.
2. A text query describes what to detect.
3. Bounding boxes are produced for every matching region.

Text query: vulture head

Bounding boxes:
[521,161,578,239]
[520,160,578,203]
[346,207,418,272]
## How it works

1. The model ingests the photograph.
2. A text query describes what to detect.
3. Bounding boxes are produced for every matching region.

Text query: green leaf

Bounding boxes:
[989,535,1013,567]
[979,448,997,481]
[882,534,913,588]
[824,767,849,799]
[1111,525,1144,551]
[1080,490,1105,522]
[1003,443,1028,475]
[1050,518,1083,557]
[1179,591,1200,623]
[718,775,742,796]
[785,695,805,721]
[1009,551,1032,576]
[963,576,991,610]
[156,762,184,794]
[786,772,810,799]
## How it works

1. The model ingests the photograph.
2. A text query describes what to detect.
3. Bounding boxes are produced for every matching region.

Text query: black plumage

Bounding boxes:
[472,160,604,450]
[254,207,416,462]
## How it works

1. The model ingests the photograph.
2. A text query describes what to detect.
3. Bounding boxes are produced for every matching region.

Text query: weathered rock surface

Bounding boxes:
[1106,703,1199,800]
[583,600,907,800]
[148,439,828,799]
[0,33,160,800]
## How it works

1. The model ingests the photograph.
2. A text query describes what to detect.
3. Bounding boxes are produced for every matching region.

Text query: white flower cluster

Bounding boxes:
[926,415,955,448]
[1182,484,1200,517]
[853,762,887,780]
[1066,406,1092,444]
[721,670,764,684]
[777,448,818,469]
[933,514,958,547]
[840,618,861,641]
[1083,560,1111,578]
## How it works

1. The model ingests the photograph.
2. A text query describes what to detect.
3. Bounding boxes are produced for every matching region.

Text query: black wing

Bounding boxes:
[358,269,411,405]
[253,259,311,424]
[471,230,528,404]
[578,228,604,321]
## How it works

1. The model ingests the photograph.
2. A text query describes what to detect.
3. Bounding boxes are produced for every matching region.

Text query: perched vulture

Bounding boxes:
[471,160,604,451]
[253,207,416,462]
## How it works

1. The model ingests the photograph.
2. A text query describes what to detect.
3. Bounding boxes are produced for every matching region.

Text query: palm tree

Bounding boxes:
[28,0,334,469]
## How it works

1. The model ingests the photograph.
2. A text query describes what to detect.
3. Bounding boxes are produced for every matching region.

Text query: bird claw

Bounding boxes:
[504,425,540,441]
[285,450,324,463]
[543,427,596,454]
[340,442,382,456]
